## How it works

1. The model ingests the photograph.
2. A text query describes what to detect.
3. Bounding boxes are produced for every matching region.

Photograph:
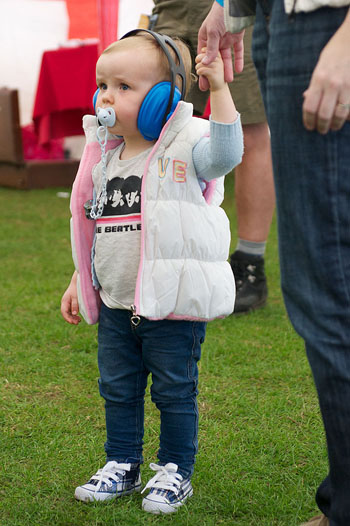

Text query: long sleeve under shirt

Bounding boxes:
[92,115,243,310]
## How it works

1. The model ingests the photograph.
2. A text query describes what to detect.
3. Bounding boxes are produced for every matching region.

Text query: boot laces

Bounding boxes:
[231,259,257,289]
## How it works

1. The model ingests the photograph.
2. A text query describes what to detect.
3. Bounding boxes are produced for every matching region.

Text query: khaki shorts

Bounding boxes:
[151,0,266,124]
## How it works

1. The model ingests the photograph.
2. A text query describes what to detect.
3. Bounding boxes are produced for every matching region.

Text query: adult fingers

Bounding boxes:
[220,47,234,83]
[303,87,350,134]
[330,99,350,131]
[302,87,322,131]
[201,28,220,66]
[232,31,245,74]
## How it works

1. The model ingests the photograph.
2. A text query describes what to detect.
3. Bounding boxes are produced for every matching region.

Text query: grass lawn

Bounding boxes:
[0,177,327,526]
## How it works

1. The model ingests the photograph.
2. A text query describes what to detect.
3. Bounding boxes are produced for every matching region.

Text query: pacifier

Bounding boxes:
[96,107,116,127]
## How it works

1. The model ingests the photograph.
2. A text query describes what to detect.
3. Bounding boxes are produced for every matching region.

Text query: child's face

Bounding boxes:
[96,44,162,140]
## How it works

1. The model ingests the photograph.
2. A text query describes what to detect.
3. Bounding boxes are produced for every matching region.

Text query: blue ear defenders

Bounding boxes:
[93,29,186,141]
[136,82,182,141]
[92,89,99,114]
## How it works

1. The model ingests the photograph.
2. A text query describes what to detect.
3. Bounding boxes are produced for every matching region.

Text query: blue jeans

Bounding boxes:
[97,303,206,479]
[252,3,350,525]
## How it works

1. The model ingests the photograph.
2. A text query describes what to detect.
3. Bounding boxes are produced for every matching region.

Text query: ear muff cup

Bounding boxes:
[93,88,99,112]
[138,82,181,141]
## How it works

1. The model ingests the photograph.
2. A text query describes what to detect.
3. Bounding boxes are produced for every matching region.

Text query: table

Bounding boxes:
[33,44,98,145]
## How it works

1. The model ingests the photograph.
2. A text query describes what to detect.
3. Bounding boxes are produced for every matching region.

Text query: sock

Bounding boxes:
[235,238,266,258]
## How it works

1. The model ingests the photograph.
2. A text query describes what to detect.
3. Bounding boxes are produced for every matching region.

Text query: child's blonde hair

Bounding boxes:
[102,31,193,98]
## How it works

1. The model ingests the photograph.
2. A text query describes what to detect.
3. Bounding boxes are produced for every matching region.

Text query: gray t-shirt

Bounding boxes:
[92,145,152,310]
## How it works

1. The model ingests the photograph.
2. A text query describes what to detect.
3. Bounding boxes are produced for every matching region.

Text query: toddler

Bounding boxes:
[61,29,243,514]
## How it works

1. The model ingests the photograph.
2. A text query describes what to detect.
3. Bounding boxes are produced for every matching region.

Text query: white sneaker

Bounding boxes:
[141,463,193,514]
[74,461,141,502]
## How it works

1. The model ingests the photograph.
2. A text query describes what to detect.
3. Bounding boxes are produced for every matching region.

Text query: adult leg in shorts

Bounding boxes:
[151,1,275,313]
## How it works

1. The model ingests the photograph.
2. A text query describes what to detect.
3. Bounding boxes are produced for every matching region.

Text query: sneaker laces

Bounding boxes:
[141,463,182,496]
[91,461,131,493]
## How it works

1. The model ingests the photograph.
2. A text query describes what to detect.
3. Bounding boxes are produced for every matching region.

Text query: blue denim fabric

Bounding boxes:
[252,3,350,525]
[97,303,206,479]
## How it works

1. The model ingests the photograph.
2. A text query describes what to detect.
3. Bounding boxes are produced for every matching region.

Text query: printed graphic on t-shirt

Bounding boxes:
[102,175,141,217]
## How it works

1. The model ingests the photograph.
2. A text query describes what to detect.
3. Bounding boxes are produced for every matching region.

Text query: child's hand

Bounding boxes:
[196,47,238,123]
[195,48,226,92]
[61,271,81,325]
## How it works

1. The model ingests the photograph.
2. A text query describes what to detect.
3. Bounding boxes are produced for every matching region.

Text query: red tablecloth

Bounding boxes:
[33,44,98,145]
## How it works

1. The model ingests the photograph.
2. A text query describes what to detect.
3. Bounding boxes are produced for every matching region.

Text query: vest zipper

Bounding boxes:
[130,304,141,327]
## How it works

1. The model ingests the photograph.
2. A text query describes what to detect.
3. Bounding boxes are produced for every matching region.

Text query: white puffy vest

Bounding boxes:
[70,101,235,324]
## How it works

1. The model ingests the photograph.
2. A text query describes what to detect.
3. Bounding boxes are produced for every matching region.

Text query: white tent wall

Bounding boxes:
[1,0,154,126]
[118,0,154,38]
[1,0,68,126]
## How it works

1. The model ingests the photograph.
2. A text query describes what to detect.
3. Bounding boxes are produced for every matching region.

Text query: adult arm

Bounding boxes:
[197,1,245,91]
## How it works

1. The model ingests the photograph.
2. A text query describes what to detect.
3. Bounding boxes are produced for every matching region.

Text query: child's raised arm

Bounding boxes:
[195,48,238,124]
[61,271,81,325]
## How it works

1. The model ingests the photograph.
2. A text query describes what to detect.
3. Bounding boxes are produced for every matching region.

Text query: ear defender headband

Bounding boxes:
[93,29,187,141]
[121,29,186,140]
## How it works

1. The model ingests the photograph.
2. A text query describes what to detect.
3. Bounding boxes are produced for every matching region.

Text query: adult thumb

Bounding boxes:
[202,40,219,66]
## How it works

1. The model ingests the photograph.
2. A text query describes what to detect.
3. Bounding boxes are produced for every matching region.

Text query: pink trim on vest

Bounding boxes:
[71,136,120,324]
[145,312,225,322]
[202,179,217,204]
